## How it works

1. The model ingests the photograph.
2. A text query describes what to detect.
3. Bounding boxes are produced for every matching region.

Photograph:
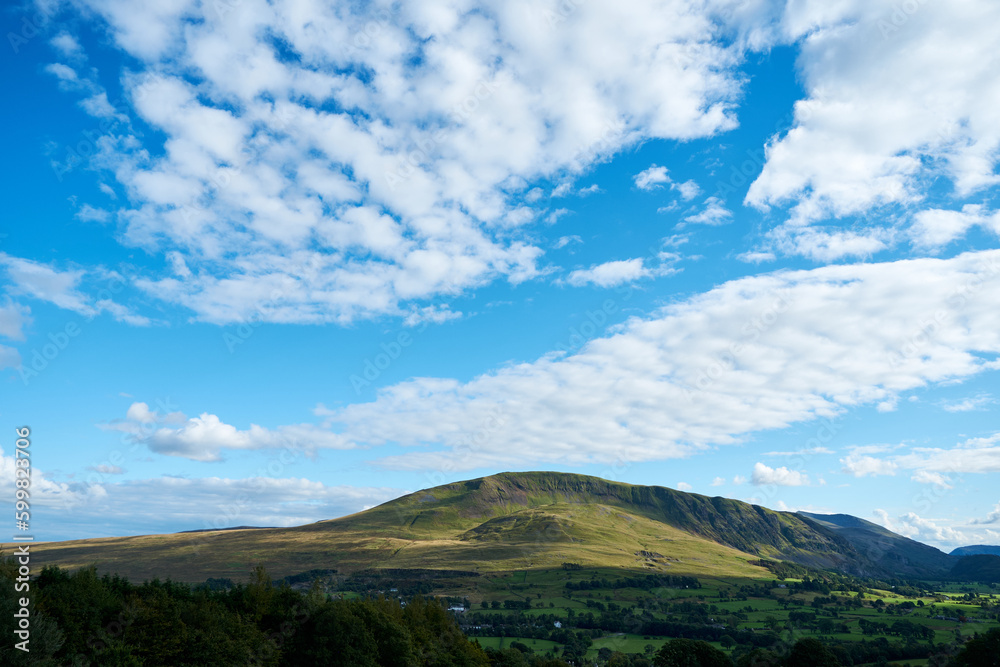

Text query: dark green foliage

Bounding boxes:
[951,555,1000,583]
[950,628,1000,666]
[654,638,733,667]
[785,638,841,667]
[0,558,488,666]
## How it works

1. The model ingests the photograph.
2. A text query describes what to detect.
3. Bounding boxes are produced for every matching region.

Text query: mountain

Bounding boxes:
[18,471,952,583]
[950,554,1000,582]
[796,512,955,579]
[951,545,1000,557]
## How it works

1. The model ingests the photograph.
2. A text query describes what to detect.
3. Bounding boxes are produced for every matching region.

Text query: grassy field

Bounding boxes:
[450,566,999,665]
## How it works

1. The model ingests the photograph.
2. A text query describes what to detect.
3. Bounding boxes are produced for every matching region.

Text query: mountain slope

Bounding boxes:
[797,511,954,579]
[16,471,948,583]
[323,472,869,572]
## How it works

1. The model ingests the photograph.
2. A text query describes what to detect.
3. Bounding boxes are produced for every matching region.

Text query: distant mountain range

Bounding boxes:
[19,471,1000,584]
[951,544,1000,556]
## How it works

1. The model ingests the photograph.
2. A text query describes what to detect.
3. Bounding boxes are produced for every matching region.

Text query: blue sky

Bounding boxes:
[2,0,1000,549]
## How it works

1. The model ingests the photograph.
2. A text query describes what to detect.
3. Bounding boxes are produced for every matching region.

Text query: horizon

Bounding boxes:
[3,0,1000,553]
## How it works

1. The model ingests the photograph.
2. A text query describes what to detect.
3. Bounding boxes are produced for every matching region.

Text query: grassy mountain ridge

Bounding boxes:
[9,471,956,583]
[325,472,868,572]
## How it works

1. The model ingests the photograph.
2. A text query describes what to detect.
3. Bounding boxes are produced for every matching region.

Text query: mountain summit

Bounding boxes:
[25,471,966,583]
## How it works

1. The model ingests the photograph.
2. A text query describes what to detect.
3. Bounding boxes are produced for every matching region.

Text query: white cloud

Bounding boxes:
[0,299,31,341]
[733,475,747,485]
[911,205,1000,252]
[738,250,776,263]
[50,32,83,57]
[973,503,1000,525]
[76,204,111,223]
[682,196,732,226]
[772,227,890,263]
[634,164,671,191]
[890,433,1000,475]
[54,0,743,325]
[940,394,994,413]
[565,258,665,288]
[711,476,725,486]
[0,254,149,325]
[30,470,406,540]
[103,402,353,462]
[910,470,953,488]
[676,481,693,491]
[673,180,700,201]
[87,464,125,475]
[764,446,833,456]
[553,235,582,249]
[0,447,108,511]
[1,254,93,314]
[44,62,79,85]
[873,511,973,549]
[751,462,809,486]
[840,454,898,477]
[746,0,1000,251]
[0,345,21,370]
[306,250,1000,472]
[838,433,1000,488]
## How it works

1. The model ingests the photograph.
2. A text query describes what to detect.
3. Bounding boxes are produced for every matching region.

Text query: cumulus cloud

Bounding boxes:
[102,402,353,462]
[673,180,700,201]
[711,476,726,486]
[751,462,809,486]
[676,482,693,491]
[682,196,732,226]
[565,258,671,288]
[299,250,1000,472]
[745,0,1000,256]
[634,165,671,191]
[911,205,1000,252]
[50,0,744,325]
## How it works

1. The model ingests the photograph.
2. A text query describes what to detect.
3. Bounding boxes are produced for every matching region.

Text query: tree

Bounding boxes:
[785,638,840,667]
[654,638,733,667]
[950,628,1000,667]
[720,635,736,650]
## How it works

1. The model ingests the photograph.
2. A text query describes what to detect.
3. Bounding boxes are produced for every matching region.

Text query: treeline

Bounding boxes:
[564,574,700,592]
[0,561,490,666]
